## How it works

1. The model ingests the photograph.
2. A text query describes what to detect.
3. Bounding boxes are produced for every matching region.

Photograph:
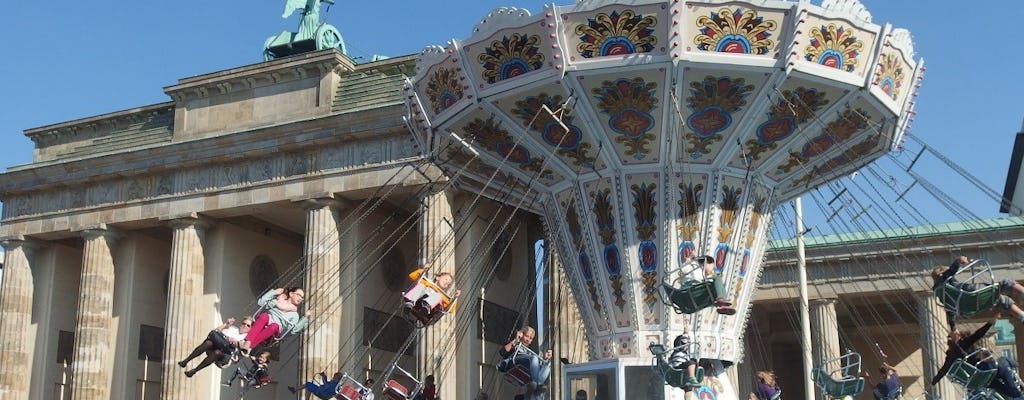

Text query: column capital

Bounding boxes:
[293,192,349,210]
[160,213,213,230]
[78,224,123,245]
[0,235,44,255]
[810,297,838,306]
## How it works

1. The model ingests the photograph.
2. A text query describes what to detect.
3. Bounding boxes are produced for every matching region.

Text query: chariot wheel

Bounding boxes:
[315,24,345,53]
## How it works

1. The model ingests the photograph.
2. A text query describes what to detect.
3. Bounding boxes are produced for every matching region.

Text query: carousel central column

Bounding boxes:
[0,237,38,398]
[418,187,455,400]
[70,226,121,400]
[160,215,209,400]
[917,292,954,400]
[809,298,841,398]
[298,195,343,380]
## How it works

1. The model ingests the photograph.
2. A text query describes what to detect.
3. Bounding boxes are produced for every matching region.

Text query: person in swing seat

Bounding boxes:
[668,334,701,387]
[178,316,251,377]
[694,255,737,316]
[238,287,311,352]
[497,326,553,399]
[932,255,1024,329]
[405,263,462,319]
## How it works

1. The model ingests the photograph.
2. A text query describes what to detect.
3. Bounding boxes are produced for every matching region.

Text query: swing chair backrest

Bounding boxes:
[648,342,703,389]
[813,352,865,398]
[503,364,532,386]
[935,259,1000,317]
[948,351,998,390]
[381,363,422,400]
[402,279,455,326]
[335,374,370,400]
[383,379,408,400]
[662,281,716,314]
[403,279,445,309]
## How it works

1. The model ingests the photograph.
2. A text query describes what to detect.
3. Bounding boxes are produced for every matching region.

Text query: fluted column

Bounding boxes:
[418,188,455,400]
[809,298,840,400]
[298,196,342,379]
[917,292,954,400]
[0,237,38,398]
[160,216,208,400]
[70,226,121,400]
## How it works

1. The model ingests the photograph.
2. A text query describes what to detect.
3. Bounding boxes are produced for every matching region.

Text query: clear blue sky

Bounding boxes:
[2,1,1021,228]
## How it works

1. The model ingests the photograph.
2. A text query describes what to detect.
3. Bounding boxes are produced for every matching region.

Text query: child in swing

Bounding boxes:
[405,263,462,319]
[668,334,701,387]
[223,350,272,388]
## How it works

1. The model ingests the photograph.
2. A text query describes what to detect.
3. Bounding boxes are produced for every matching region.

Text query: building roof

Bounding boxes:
[769,216,1024,250]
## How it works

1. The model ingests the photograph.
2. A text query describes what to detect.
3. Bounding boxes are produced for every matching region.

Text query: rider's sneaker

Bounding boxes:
[715,306,736,316]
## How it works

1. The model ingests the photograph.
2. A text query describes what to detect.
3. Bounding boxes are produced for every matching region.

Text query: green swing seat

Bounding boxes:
[812,352,865,398]
[812,367,865,398]
[648,343,704,390]
[663,281,717,314]
[936,282,1001,317]
[966,389,1007,400]
[935,259,1001,317]
[948,357,997,390]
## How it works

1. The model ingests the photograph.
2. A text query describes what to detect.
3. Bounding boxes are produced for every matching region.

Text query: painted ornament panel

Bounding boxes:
[418,56,469,118]
[673,172,710,270]
[770,97,882,182]
[799,15,877,77]
[686,4,784,58]
[493,83,608,171]
[626,173,663,325]
[584,177,634,328]
[464,22,551,90]
[873,46,916,108]
[580,70,665,164]
[722,180,770,334]
[727,80,839,170]
[562,3,668,61]
[677,70,765,164]
[450,110,564,185]
[558,188,611,332]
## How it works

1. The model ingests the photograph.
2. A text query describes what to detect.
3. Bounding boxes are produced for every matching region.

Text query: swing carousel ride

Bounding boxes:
[404,0,921,398]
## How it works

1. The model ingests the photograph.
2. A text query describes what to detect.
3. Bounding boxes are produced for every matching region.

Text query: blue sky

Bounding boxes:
[2,1,1022,229]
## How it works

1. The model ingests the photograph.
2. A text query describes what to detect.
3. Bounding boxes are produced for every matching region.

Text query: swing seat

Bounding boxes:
[336,385,361,400]
[662,365,705,389]
[966,389,1007,400]
[937,283,1001,317]
[812,368,865,397]
[383,379,410,400]
[948,358,998,390]
[402,279,455,327]
[813,352,866,398]
[503,364,532,386]
[663,281,717,314]
[648,343,704,390]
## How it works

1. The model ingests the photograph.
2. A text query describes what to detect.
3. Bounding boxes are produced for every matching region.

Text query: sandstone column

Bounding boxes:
[0,237,38,398]
[809,298,841,400]
[917,292,954,400]
[160,215,208,399]
[298,195,342,379]
[70,226,120,400]
[418,188,456,400]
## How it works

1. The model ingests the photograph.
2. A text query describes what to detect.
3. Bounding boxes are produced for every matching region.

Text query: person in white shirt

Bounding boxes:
[178,316,252,377]
[360,377,376,400]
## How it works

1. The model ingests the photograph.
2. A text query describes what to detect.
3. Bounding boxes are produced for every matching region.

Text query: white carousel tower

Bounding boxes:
[404,0,922,399]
